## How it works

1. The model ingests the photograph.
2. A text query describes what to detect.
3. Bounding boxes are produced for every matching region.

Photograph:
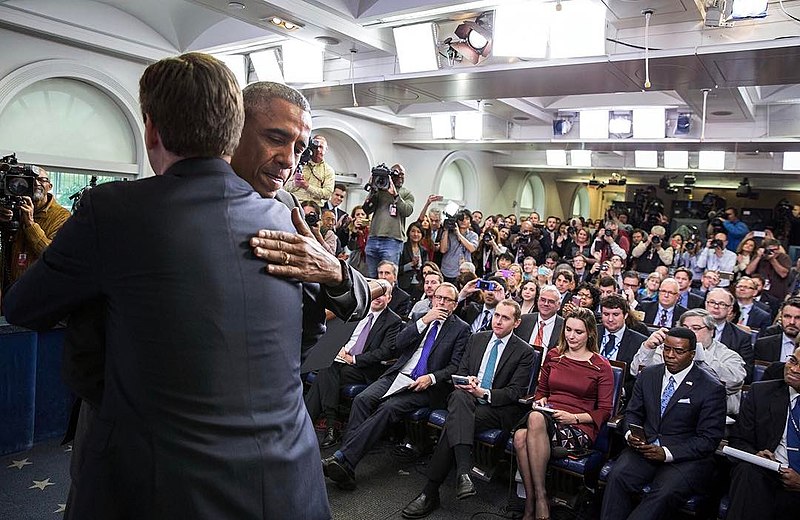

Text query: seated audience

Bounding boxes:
[639,278,688,328]
[513,308,614,520]
[572,253,593,284]
[601,327,726,520]
[518,280,538,315]
[597,294,647,391]
[673,267,704,309]
[752,273,781,320]
[410,271,443,321]
[691,269,719,299]
[620,271,641,310]
[755,297,800,363]
[456,276,508,333]
[378,260,413,319]
[705,287,754,383]
[515,285,564,352]
[734,276,772,331]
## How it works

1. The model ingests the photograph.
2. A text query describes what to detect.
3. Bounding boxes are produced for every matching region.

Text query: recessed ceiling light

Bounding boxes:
[315,36,341,46]
[228,2,246,10]
[482,102,493,107]
[264,15,303,30]
[712,110,733,116]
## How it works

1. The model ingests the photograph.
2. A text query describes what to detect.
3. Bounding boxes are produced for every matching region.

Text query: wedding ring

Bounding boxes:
[282,251,290,265]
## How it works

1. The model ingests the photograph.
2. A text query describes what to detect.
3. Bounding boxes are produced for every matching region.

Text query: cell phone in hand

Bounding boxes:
[451,375,471,386]
[571,295,581,306]
[629,423,646,442]
[475,279,498,291]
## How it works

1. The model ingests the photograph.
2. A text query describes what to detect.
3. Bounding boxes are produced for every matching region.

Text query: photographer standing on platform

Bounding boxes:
[0,167,70,290]
[284,134,334,206]
[363,163,415,277]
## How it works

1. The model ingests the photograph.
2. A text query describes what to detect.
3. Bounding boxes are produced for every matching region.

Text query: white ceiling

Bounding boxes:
[4,0,800,188]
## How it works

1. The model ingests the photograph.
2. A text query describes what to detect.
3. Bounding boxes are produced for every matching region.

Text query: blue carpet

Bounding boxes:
[0,439,70,519]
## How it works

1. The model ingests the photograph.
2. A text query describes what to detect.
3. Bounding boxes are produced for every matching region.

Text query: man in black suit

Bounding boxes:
[706,288,755,383]
[674,267,704,310]
[401,299,535,518]
[752,273,781,319]
[305,288,403,448]
[378,260,412,318]
[639,278,688,328]
[456,275,507,333]
[755,297,800,363]
[323,183,349,228]
[515,284,564,352]
[734,276,773,331]
[726,345,800,520]
[598,294,647,400]
[600,328,726,520]
[323,283,470,489]
[4,54,340,519]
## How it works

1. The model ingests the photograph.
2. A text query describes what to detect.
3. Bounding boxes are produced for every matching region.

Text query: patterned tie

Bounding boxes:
[481,310,492,330]
[348,313,374,356]
[411,321,440,379]
[533,320,545,347]
[788,396,800,472]
[658,309,668,328]
[602,333,616,358]
[660,376,676,416]
[480,339,502,390]
[738,306,749,326]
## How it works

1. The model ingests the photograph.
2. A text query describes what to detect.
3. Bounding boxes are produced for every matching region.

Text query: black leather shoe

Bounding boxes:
[324,456,356,490]
[401,493,440,518]
[320,427,341,448]
[456,473,477,499]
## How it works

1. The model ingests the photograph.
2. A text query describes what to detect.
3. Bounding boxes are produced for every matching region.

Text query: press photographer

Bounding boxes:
[301,200,337,255]
[439,209,478,283]
[745,238,792,300]
[0,155,70,291]
[362,163,415,277]
[285,135,334,206]
[696,232,736,287]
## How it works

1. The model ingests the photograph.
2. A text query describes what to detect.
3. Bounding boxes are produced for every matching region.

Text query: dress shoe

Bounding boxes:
[401,492,440,518]
[456,473,477,499]
[323,455,356,490]
[320,427,341,448]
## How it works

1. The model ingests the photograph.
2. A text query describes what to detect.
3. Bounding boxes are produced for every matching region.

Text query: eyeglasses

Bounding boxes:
[623,282,640,289]
[36,177,51,185]
[706,300,731,308]
[662,346,692,355]
[736,285,756,290]
[432,294,457,304]
[685,325,707,332]
[538,297,558,306]
[658,290,678,296]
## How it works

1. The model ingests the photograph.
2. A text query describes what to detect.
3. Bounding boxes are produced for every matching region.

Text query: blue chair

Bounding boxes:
[718,495,730,519]
[752,360,771,383]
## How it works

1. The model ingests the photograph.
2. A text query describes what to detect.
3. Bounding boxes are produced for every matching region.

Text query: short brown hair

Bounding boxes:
[139,52,243,157]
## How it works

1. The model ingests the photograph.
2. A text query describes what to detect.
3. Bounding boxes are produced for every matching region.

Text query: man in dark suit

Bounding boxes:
[305,289,403,448]
[456,275,507,333]
[598,294,647,400]
[378,260,412,318]
[639,278,688,328]
[401,299,534,518]
[323,183,349,229]
[726,345,800,520]
[600,328,726,520]
[706,288,755,383]
[4,54,337,519]
[735,276,773,331]
[515,284,564,352]
[323,283,470,489]
[674,267,704,310]
[755,298,800,363]
[752,273,781,319]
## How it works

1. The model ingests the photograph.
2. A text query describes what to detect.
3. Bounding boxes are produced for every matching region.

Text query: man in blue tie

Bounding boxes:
[601,327,726,520]
[401,299,535,518]
[726,344,800,520]
[323,283,470,489]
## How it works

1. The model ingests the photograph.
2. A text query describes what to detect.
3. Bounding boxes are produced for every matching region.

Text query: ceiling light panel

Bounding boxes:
[249,49,284,83]
[698,150,726,170]
[635,150,658,168]
[215,54,247,88]
[393,23,439,73]
[454,112,482,140]
[281,40,323,84]
[580,109,609,139]
[632,108,665,138]
[663,150,688,169]
[571,150,592,167]
[550,0,607,59]
[784,151,800,170]
[431,114,453,139]
[493,3,548,59]
[546,149,568,166]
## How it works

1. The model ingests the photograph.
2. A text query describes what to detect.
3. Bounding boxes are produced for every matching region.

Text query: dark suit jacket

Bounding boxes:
[389,284,412,319]
[728,379,790,455]
[757,292,781,319]
[515,313,564,349]
[683,292,705,310]
[743,303,772,331]
[625,364,726,464]
[456,300,490,331]
[351,309,403,380]
[754,333,784,363]
[759,323,783,339]
[640,301,688,328]
[4,159,334,519]
[597,325,646,396]
[719,322,755,383]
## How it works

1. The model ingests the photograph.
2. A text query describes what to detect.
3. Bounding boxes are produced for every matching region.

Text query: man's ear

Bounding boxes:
[143,113,160,150]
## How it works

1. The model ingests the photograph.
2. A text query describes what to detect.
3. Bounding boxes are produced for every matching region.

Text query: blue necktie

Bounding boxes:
[480,339,502,390]
[660,376,676,416]
[411,321,440,379]
[602,333,617,358]
[788,397,800,472]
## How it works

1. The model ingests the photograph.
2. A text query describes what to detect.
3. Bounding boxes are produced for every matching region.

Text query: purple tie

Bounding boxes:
[349,313,374,356]
[411,321,440,379]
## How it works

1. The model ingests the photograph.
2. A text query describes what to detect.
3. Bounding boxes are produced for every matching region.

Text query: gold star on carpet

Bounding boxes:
[54,503,66,513]
[7,458,32,469]
[29,478,55,491]
[63,445,72,453]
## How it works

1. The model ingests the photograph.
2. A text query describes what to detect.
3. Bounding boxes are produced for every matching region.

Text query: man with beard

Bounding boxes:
[755,298,800,364]
[0,169,70,289]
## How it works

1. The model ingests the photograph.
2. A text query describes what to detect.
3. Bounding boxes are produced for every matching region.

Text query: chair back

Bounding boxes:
[527,346,544,395]
[594,361,625,455]
[753,359,771,383]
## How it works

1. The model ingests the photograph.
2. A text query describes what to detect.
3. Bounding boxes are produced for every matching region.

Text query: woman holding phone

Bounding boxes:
[513,307,614,520]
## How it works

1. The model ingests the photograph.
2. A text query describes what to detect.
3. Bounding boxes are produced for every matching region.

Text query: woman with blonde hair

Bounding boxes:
[513,307,614,520]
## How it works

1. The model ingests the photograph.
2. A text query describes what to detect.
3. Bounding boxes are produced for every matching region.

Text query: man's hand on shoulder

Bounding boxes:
[251,207,342,286]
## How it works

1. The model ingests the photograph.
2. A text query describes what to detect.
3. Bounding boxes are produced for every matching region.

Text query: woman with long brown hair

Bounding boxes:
[513,307,614,520]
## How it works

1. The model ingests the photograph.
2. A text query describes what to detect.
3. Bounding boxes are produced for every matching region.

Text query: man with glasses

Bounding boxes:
[515,285,564,355]
[640,278,687,328]
[696,232,736,286]
[0,169,70,289]
[735,276,772,330]
[755,298,800,364]
[601,327,726,520]
[726,345,800,520]
[705,287,754,383]
[746,238,793,302]
[323,283,470,489]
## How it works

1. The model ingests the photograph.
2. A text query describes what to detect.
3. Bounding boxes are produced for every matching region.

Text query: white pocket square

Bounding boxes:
[678,398,691,404]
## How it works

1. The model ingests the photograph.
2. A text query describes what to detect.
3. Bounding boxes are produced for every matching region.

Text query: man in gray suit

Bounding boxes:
[4,53,331,519]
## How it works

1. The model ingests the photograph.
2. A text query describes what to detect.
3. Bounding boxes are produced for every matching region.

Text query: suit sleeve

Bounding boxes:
[665,377,726,463]
[727,384,758,454]
[353,316,402,368]
[490,343,534,408]
[431,323,469,386]
[623,368,648,439]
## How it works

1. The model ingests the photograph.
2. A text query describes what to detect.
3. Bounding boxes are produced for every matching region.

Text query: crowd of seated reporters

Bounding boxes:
[304,201,800,518]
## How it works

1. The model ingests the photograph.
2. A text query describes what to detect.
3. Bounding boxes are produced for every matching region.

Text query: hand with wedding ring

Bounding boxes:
[250,207,343,286]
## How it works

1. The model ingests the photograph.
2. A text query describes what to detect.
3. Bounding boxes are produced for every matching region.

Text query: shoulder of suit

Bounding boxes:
[750,378,787,396]
[689,364,725,389]
[385,309,403,323]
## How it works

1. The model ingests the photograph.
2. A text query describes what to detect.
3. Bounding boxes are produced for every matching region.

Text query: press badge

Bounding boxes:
[389,203,397,217]
[16,252,28,268]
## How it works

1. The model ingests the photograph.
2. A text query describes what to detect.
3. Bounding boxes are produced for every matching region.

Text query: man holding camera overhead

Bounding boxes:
[363,163,415,277]
[0,166,70,289]
[696,232,736,287]
[285,134,334,206]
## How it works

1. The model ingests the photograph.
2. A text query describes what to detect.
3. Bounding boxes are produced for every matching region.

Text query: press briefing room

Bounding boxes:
[1,1,800,519]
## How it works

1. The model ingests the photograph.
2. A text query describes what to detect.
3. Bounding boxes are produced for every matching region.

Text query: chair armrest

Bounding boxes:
[607,414,625,429]
[380,358,398,366]
[518,393,537,405]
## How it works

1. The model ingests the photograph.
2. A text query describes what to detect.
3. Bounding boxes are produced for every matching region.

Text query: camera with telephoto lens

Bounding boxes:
[304,212,319,228]
[443,212,457,231]
[364,163,394,193]
[604,229,614,237]
[0,153,43,232]
[651,235,661,245]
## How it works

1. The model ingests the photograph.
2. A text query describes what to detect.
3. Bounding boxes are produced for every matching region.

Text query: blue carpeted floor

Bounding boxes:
[1,439,71,519]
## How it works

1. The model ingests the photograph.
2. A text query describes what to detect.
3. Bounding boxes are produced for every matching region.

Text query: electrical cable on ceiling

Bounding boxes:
[349,48,358,107]
[643,9,653,89]
[606,38,662,51]
[779,0,800,23]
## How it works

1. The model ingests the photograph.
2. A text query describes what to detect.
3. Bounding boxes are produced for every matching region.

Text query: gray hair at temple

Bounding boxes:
[242,81,310,116]
[679,308,715,330]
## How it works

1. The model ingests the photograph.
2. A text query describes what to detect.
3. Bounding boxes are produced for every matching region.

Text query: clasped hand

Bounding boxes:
[454,375,486,398]
[628,435,666,462]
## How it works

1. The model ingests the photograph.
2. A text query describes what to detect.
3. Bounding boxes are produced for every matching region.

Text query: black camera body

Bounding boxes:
[763,249,774,259]
[0,154,42,232]
[482,233,493,244]
[710,239,724,250]
[604,229,614,237]
[304,212,320,228]
[295,139,320,177]
[364,163,393,193]
[443,212,457,231]
[651,235,661,245]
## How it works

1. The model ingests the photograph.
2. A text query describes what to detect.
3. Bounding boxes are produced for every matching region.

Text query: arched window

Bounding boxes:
[435,152,478,208]
[572,186,590,219]
[440,161,465,202]
[519,174,545,216]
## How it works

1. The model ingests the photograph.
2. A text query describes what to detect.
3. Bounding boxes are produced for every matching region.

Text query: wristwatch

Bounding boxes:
[482,391,489,401]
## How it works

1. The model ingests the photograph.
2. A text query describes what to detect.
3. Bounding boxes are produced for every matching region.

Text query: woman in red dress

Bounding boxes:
[513,307,614,520]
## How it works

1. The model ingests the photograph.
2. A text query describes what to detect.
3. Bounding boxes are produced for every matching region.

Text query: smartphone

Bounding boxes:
[475,279,498,291]
[629,423,646,442]
[451,375,471,386]
[571,295,582,306]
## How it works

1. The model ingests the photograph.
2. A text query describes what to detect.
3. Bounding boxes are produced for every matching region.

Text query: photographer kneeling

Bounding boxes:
[0,168,70,291]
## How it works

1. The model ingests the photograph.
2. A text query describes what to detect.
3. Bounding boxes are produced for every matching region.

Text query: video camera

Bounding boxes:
[0,153,44,232]
[295,139,321,176]
[364,163,399,193]
[443,211,457,231]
